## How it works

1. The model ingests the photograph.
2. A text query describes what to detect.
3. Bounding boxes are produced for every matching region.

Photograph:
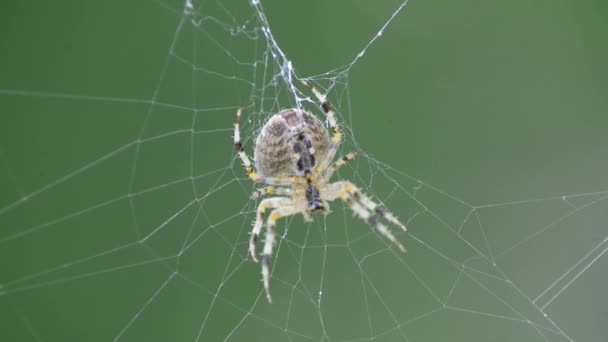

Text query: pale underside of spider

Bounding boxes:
[234,80,407,303]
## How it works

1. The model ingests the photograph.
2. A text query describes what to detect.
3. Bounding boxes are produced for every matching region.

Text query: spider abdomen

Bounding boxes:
[254,109,328,177]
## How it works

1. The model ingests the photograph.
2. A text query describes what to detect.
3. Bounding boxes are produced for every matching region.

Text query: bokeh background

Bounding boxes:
[1,0,607,341]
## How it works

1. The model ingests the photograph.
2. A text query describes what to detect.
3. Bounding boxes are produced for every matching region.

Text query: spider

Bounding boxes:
[234,80,407,303]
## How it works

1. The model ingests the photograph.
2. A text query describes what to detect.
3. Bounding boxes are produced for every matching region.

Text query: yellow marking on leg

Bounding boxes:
[345,183,354,193]
[331,132,342,144]
[270,212,281,221]
[247,167,261,181]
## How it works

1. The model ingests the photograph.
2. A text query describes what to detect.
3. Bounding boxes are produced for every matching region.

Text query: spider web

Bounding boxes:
[1,0,608,341]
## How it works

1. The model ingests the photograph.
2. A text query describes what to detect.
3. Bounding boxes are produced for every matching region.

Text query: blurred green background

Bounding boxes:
[1,0,607,341]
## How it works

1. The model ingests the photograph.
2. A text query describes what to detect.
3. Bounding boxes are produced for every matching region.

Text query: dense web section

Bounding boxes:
[1,0,607,341]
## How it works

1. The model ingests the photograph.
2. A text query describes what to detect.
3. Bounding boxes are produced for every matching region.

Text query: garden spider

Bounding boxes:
[234,80,407,303]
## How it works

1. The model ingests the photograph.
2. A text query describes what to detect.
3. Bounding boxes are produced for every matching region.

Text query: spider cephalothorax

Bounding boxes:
[234,80,407,303]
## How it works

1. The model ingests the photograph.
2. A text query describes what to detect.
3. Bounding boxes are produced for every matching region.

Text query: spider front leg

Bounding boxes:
[323,151,358,181]
[324,181,407,253]
[335,181,406,231]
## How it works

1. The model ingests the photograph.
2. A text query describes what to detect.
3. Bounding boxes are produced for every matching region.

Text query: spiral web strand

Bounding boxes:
[1,0,607,341]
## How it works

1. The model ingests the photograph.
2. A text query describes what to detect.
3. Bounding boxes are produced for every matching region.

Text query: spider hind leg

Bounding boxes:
[234,108,261,182]
[300,80,342,173]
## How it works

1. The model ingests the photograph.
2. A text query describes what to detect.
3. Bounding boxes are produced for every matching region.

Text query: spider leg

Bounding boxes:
[250,186,291,200]
[323,151,358,180]
[300,80,341,172]
[347,194,406,253]
[250,197,291,263]
[338,181,406,231]
[300,80,339,139]
[256,175,297,187]
[234,107,261,182]
[262,206,299,303]
[324,181,407,253]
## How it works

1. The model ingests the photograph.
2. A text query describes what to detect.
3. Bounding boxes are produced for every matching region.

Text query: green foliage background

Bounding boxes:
[1,0,607,341]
